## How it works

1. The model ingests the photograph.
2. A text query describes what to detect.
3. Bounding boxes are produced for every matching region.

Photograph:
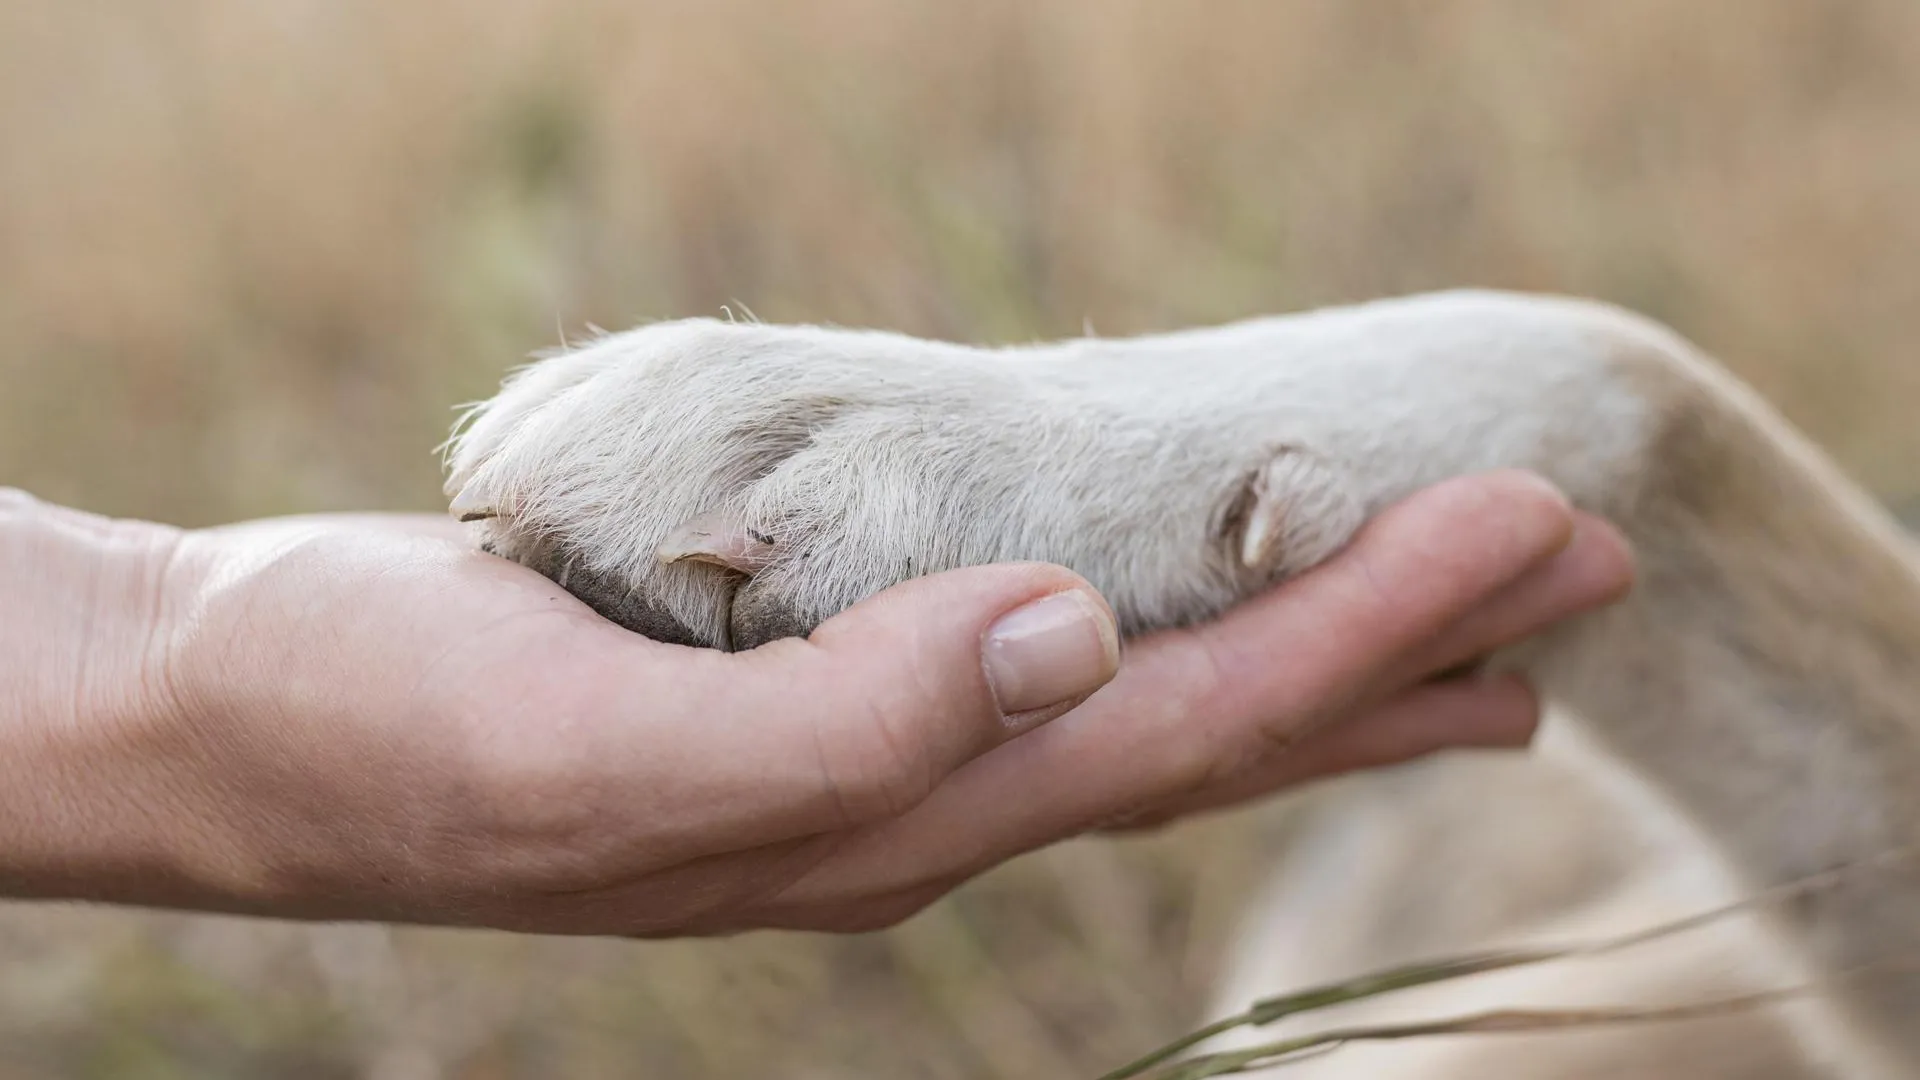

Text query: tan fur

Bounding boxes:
[1211,733,1875,1077]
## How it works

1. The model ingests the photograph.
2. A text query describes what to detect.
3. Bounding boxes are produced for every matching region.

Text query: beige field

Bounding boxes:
[2,2,1917,1077]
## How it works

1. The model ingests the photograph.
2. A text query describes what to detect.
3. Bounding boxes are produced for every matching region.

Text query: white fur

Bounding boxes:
[447,291,1652,645]
[446,289,1920,1073]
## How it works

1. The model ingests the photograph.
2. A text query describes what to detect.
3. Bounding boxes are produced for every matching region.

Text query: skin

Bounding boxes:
[0,470,1631,936]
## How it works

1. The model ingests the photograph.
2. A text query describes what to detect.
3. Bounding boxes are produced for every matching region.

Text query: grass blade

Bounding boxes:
[1103,850,1910,1080]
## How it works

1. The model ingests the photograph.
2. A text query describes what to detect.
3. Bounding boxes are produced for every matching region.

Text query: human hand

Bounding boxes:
[0,470,1630,934]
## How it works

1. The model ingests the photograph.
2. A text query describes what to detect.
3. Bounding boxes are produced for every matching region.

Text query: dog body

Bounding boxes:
[1209,725,1874,1077]
[447,290,1920,1075]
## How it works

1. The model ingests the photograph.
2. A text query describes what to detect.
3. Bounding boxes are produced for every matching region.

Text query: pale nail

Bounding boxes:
[982,589,1121,718]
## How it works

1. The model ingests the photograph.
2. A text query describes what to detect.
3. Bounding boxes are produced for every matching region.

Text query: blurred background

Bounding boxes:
[2,1,1917,1077]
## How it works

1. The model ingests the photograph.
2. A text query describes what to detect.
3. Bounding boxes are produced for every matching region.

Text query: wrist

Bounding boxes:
[0,490,216,906]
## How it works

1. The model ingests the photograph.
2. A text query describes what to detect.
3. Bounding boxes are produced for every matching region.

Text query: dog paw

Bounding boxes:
[443,319,1375,649]
[444,292,1680,650]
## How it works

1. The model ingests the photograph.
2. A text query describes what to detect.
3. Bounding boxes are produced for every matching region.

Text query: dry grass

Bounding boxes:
[2,2,1918,1077]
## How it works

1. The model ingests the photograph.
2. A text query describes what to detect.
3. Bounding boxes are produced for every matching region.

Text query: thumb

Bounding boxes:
[734,563,1122,828]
